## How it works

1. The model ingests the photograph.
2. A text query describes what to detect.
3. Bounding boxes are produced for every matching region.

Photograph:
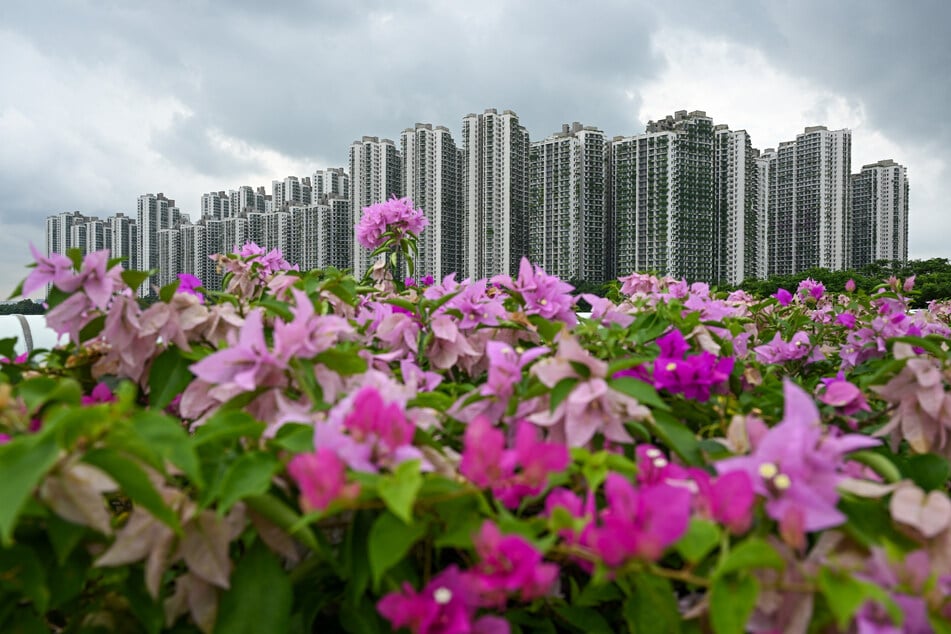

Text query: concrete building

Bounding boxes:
[530,122,607,282]
[401,123,464,279]
[109,213,137,272]
[462,108,531,279]
[137,193,182,296]
[851,159,909,267]
[349,136,402,276]
[754,149,776,280]
[201,191,231,220]
[312,168,350,203]
[714,126,760,284]
[768,126,852,275]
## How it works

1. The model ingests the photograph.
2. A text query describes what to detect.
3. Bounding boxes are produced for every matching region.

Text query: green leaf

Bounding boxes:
[193,410,266,447]
[528,314,563,342]
[899,453,950,491]
[121,270,151,293]
[46,514,87,565]
[78,314,105,341]
[214,542,292,634]
[216,453,280,514]
[650,410,703,466]
[623,575,681,633]
[268,423,315,454]
[368,511,428,590]
[148,346,194,410]
[313,348,368,376]
[258,297,294,322]
[377,460,422,524]
[158,280,178,303]
[82,448,181,533]
[433,495,485,549]
[131,410,203,486]
[849,450,902,484]
[715,537,785,578]
[550,377,578,412]
[0,433,60,545]
[676,518,721,565]
[18,376,82,414]
[0,544,49,613]
[817,567,901,630]
[709,573,758,634]
[554,606,614,634]
[609,377,670,411]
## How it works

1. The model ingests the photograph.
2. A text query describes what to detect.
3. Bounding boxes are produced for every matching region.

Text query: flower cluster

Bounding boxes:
[356,196,429,250]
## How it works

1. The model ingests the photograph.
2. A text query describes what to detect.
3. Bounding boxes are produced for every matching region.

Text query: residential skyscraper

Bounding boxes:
[768,126,852,275]
[714,125,760,284]
[312,168,350,203]
[45,211,86,258]
[137,193,181,296]
[851,159,909,267]
[462,108,530,279]
[754,149,776,279]
[109,213,137,272]
[201,191,231,220]
[349,136,402,277]
[530,122,607,282]
[401,123,464,280]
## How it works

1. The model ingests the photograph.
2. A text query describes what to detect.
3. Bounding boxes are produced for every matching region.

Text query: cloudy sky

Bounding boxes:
[2,0,949,295]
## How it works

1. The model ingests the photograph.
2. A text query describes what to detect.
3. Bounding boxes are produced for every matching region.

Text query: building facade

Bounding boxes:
[851,159,909,267]
[349,136,402,277]
[530,122,607,282]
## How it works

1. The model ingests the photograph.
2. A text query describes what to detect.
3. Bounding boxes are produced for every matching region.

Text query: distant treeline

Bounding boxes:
[572,258,951,309]
[0,299,45,315]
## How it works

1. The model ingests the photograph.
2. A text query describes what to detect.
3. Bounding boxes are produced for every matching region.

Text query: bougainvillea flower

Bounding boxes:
[491,257,577,326]
[773,288,793,306]
[716,380,879,546]
[287,447,359,512]
[81,383,116,406]
[819,374,870,417]
[176,273,205,303]
[23,242,81,297]
[190,309,284,394]
[753,331,814,364]
[377,565,508,634]
[471,521,558,605]
[356,196,428,250]
[691,469,756,535]
[590,474,691,565]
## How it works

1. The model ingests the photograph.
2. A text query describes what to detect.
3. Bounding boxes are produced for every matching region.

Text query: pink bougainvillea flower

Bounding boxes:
[716,380,879,547]
[691,468,756,535]
[81,383,116,406]
[773,288,793,306]
[356,196,428,250]
[287,447,359,513]
[377,565,507,634]
[845,278,857,292]
[0,433,11,444]
[651,329,733,402]
[590,474,691,565]
[819,373,870,417]
[23,242,80,297]
[797,278,825,301]
[491,257,577,326]
[176,273,205,303]
[471,521,558,605]
[835,312,857,329]
[754,331,817,365]
[190,309,284,396]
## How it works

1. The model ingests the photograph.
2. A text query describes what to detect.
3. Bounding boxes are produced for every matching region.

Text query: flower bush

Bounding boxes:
[3,211,951,633]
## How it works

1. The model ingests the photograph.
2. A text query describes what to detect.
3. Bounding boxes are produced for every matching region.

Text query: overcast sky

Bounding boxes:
[2,0,949,295]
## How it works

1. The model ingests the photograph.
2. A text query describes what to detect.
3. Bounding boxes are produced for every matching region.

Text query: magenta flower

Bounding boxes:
[716,380,879,548]
[81,383,116,406]
[773,288,793,306]
[819,374,870,417]
[404,276,416,287]
[420,274,435,286]
[797,278,825,301]
[287,447,359,513]
[377,565,506,634]
[460,418,567,508]
[651,330,733,402]
[835,312,857,329]
[356,196,428,250]
[589,474,691,566]
[0,433,10,444]
[692,469,756,535]
[471,521,558,605]
[177,273,205,303]
[491,258,577,326]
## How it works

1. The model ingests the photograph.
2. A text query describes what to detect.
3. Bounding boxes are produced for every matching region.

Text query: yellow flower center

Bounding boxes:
[665,362,677,372]
[772,474,792,490]
[758,462,779,479]
[433,587,453,604]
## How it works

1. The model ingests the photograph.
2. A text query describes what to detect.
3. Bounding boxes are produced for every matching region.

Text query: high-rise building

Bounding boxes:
[201,191,231,220]
[401,123,464,280]
[109,213,137,272]
[45,211,86,257]
[768,126,852,275]
[73,218,110,256]
[851,159,909,267]
[462,109,530,279]
[349,136,402,277]
[137,193,181,296]
[714,125,760,284]
[530,122,607,282]
[313,168,350,203]
[754,149,776,279]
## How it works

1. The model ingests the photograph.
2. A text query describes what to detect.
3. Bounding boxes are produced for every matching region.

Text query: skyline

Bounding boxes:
[2,1,949,295]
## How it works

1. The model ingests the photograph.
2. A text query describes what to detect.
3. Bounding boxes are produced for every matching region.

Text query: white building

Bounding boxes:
[768,126,852,275]
[110,213,138,272]
[137,193,182,297]
[530,122,607,282]
[401,123,463,280]
[714,126,760,284]
[754,149,776,280]
[312,168,350,203]
[349,136,402,277]
[201,191,231,220]
[851,159,909,267]
[45,211,86,258]
[462,108,530,279]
